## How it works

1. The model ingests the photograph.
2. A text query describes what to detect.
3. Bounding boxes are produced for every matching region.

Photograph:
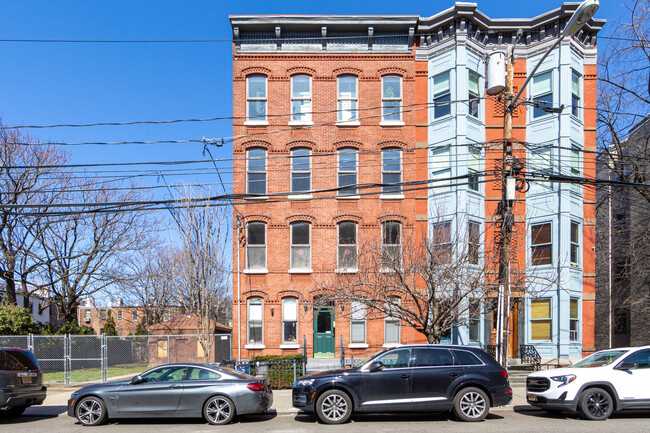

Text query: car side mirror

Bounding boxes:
[368,361,384,372]
[130,375,145,385]
[617,362,639,371]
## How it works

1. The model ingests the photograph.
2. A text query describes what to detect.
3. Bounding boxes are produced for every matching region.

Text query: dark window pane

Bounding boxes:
[292,172,310,192]
[533,93,552,118]
[453,350,482,365]
[571,222,579,243]
[382,172,401,193]
[317,310,331,333]
[283,322,297,342]
[434,93,451,118]
[532,245,552,265]
[412,348,454,367]
[338,173,357,194]
[248,149,266,171]
[532,224,551,245]
[339,222,356,244]
[248,223,265,245]
[292,149,310,171]
[383,222,401,245]
[292,222,310,245]
[383,150,401,171]
[339,150,357,171]
[247,173,266,194]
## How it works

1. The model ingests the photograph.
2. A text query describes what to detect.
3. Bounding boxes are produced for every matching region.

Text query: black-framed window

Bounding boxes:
[469,299,481,341]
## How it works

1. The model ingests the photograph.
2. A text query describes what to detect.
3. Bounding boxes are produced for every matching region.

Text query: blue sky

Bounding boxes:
[0,1,623,208]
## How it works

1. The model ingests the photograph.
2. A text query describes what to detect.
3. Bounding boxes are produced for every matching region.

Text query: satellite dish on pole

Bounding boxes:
[486,51,506,95]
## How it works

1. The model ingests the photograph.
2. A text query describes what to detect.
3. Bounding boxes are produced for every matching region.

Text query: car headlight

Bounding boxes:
[550,374,577,387]
[294,379,315,387]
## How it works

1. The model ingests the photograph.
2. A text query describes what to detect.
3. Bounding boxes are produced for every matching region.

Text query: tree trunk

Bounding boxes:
[1,267,17,305]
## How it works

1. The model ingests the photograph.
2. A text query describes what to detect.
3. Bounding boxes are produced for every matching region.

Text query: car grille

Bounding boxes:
[527,377,550,392]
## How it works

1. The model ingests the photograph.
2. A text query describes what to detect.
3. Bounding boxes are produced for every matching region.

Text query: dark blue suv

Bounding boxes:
[293,344,511,424]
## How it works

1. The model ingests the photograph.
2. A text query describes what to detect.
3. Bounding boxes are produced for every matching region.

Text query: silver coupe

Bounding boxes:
[67,363,273,426]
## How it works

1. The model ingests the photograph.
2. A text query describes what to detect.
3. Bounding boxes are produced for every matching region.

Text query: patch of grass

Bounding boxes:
[43,363,149,384]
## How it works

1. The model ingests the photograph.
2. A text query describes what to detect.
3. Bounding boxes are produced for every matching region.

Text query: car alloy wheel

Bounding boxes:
[578,388,613,421]
[316,389,352,424]
[204,395,236,425]
[76,396,107,426]
[453,387,490,422]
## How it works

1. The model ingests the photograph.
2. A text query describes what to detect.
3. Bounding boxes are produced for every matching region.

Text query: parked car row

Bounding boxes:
[2,344,649,425]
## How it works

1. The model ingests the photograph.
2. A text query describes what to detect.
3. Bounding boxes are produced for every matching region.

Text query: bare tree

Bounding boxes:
[598,0,650,202]
[40,178,156,322]
[115,245,180,327]
[315,222,501,344]
[170,186,231,363]
[0,124,67,305]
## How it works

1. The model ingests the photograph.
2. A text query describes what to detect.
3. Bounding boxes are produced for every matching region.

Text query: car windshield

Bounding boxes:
[571,350,629,368]
[352,350,387,368]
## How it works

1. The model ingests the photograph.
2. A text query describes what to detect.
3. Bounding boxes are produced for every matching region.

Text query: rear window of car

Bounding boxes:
[412,348,454,367]
[452,350,483,366]
[0,349,39,370]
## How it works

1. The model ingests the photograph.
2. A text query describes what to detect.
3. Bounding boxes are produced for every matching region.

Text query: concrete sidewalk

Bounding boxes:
[42,385,532,415]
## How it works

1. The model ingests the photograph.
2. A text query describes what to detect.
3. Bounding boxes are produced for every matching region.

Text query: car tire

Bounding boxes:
[203,395,236,425]
[75,396,108,426]
[0,405,27,418]
[315,389,352,424]
[577,387,614,421]
[453,387,490,422]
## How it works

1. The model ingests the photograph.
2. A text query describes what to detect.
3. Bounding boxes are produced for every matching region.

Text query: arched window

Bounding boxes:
[337,221,358,271]
[338,148,357,196]
[246,74,267,122]
[381,221,402,268]
[246,148,267,195]
[382,75,402,122]
[291,75,312,122]
[290,222,311,270]
[382,148,402,195]
[291,148,311,193]
[337,75,358,122]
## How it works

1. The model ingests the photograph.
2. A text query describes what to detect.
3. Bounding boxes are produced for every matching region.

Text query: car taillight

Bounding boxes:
[247,383,265,391]
[500,369,508,379]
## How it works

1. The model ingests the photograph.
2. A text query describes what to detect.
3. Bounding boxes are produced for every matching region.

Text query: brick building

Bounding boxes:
[230,15,422,359]
[230,3,604,362]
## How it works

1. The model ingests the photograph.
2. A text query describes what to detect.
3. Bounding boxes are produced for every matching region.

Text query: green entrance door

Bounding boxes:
[314,306,335,357]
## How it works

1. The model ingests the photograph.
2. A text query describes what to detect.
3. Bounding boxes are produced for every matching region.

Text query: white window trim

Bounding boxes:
[282,297,298,344]
[337,221,358,273]
[432,71,451,119]
[291,148,311,194]
[247,297,264,346]
[531,221,553,267]
[337,75,358,124]
[468,70,480,119]
[531,70,553,120]
[381,221,402,271]
[571,69,582,120]
[245,222,267,271]
[337,148,358,196]
[570,220,581,267]
[246,148,267,195]
[381,75,403,123]
[289,221,312,272]
[569,298,580,343]
[529,298,553,342]
[381,148,402,196]
[245,75,268,125]
[291,74,313,124]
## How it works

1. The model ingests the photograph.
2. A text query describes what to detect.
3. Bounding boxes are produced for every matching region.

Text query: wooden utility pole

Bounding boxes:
[497,45,515,366]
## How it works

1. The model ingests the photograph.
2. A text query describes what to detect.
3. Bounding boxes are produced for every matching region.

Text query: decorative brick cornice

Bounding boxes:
[332,67,362,76]
[333,140,363,149]
[378,67,407,76]
[287,140,316,150]
[244,214,272,224]
[276,289,303,300]
[287,66,317,76]
[286,214,316,223]
[241,140,272,150]
[378,140,408,149]
[242,290,269,300]
[333,214,363,223]
[377,213,407,223]
[240,66,272,77]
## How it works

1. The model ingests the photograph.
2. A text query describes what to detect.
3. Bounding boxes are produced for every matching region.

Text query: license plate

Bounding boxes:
[527,394,537,402]
[21,377,33,384]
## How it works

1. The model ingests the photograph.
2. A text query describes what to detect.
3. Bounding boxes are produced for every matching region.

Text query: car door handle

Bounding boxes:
[168,384,181,389]
[401,374,411,380]
[449,373,459,378]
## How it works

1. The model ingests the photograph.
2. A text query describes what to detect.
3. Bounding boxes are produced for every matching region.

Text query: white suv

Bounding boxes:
[526,346,650,420]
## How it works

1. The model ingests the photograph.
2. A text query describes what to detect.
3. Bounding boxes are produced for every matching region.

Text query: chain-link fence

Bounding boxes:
[1,333,232,385]
[223,358,304,389]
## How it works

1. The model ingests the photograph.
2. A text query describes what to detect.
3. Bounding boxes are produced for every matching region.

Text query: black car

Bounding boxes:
[0,348,47,418]
[293,344,511,424]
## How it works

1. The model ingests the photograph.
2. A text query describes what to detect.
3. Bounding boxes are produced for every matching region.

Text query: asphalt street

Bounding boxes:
[2,386,649,433]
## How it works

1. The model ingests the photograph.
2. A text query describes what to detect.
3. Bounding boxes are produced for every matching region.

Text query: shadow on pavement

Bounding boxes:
[513,405,650,421]
[294,411,504,424]
[1,405,68,424]
[74,410,279,426]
